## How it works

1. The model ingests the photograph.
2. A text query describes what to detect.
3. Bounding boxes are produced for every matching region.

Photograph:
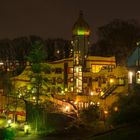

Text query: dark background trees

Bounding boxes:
[90,19,140,65]
[0,36,72,62]
[0,19,140,68]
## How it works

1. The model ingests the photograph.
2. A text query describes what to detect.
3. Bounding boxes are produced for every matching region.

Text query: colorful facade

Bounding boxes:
[0,12,129,117]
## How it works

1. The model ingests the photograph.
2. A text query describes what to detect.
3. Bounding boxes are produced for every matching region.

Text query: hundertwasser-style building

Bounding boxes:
[0,12,128,121]
[12,12,128,108]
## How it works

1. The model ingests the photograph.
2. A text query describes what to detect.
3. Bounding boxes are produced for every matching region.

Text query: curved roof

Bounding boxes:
[72,11,90,36]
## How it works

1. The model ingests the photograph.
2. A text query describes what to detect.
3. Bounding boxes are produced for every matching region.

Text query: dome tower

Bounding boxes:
[72,11,90,94]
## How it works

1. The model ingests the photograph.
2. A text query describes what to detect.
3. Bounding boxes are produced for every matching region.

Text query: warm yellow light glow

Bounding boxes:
[110,78,114,83]
[7,119,12,127]
[56,50,60,54]
[92,65,102,73]
[7,119,12,124]
[76,67,79,72]
[90,91,94,96]
[74,101,77,105]
[136,41,140,46]
[65,106,70,112]
[100,91,104,96]
[90,102,95,105]
[70,87,73,91]
[129,71,133,76]
[104,110,108,114]
[65,88,68,92]
[0,62,3,65]
[128,71,133,84]
[33,96,36,100]
[114,106,118,112]
[97,102,100,106]
[18,93,22,98]
[11,122,18,128]
[24,124,30,134]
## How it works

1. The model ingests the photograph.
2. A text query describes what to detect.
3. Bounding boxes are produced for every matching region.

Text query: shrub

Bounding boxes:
[0,127,16,140]
[79,105,100,125]
[107,94,140,126]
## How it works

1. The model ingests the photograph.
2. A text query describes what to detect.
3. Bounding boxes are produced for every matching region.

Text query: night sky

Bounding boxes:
[0,0,140,42]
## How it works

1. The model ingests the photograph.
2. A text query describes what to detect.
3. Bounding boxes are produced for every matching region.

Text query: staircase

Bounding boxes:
[100,85,117,99]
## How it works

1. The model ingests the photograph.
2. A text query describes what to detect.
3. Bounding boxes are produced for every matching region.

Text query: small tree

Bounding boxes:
[26,41,50,131]
[26,41,47,105]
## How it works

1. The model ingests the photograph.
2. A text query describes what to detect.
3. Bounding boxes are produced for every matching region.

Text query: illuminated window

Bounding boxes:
[92,65,102,73]
[68,67,73,74]
[128,71,133,84]
[70,86,73,91]
[136,71,140,84]
[118,78,125,85]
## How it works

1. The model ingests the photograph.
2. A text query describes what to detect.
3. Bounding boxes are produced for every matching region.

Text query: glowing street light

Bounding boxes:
[24,123,30,134]
[114,106,118,112]
[90,91,94,96]
[97,102,100,106]
[7,119,12,127]
[63,105,70,112]
[33,96,36,100]
[110,78,114,84]
[104,110,108,115]
[65,106,70,112]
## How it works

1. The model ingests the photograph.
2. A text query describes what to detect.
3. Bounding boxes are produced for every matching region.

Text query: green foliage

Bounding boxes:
[3,73,14,96]
[12,65,25,76]
[108,94,140,126]
[26,102,48,131]
[0,128,16,140]
[26,41,46,64]
[79,105,100,124]
[25,40,51,132]
[31,63,41,73]
[26,41,50,105]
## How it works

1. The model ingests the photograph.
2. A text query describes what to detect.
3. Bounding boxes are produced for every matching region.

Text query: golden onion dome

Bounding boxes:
[72,11,90,36]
